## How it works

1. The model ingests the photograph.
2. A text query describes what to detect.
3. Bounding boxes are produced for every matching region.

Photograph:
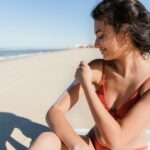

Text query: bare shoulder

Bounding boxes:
[88,59,104,86]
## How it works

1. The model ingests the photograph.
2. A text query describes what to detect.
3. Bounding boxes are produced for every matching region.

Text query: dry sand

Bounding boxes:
[0,48,101,149]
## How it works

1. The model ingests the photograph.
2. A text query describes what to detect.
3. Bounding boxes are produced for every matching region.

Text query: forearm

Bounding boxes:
[82,82,122,147]
[46,108,88,149]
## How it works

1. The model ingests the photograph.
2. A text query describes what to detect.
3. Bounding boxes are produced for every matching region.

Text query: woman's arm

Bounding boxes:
[46,83,88,149]
[81,81,121,149]
[46,59,102,149]
[79,63,150,149]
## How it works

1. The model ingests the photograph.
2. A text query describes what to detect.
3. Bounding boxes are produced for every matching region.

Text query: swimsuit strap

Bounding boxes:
[138,76,150,93]
[119,76,150,108]
[99,59,105,86]
[96,60,109,109]
[116,76,150,118]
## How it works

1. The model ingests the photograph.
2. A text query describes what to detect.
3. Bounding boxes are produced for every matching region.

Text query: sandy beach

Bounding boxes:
[1,48,150,149]
[0,48,101,149]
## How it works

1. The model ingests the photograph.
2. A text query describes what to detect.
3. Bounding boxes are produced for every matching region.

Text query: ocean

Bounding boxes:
[0,48,65,60]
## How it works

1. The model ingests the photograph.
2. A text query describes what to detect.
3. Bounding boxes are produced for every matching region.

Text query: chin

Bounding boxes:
[103,55,118,61]
[103,56,113,61]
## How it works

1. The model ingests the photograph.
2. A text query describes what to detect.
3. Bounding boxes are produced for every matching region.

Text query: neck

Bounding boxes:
[112,52,147,78]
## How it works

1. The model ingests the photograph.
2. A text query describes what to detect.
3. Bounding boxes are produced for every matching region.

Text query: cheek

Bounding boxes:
[105,37,119,52]
[102,33,121,54]
[110,40,119,51]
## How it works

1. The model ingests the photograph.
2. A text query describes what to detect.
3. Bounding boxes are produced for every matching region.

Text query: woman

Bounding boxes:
[29,0,150,149]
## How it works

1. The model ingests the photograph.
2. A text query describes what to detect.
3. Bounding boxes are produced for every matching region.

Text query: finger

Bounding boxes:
[77,66,84,71]
[79,64,84,67]
[79,61,85,67]
[80,60,87,66]
[80,60,85,64]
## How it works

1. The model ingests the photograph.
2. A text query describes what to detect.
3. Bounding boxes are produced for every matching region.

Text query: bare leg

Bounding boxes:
[29,132,95,150]
[29,132,67,150]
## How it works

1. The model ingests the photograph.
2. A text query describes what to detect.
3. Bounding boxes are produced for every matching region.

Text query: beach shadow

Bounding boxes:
[0,112,50,150]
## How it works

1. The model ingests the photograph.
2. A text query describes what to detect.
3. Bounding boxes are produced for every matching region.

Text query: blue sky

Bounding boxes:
[0,0,149,49]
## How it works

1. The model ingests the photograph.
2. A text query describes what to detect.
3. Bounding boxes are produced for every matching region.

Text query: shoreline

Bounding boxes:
[0,48,93,62]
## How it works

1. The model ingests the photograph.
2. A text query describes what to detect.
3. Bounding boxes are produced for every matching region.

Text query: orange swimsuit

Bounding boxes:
[88,61,149,150]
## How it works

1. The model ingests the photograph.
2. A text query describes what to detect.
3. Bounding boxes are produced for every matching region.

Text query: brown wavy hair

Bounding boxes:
[91,0,150,56]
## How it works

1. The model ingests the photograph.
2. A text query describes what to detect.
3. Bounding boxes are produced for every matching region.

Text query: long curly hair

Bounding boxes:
[91,0,150,57]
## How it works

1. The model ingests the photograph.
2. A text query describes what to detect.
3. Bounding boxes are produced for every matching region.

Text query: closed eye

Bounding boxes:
[95,31,104,39]
[96,35,104,40]
[98,35,104,39]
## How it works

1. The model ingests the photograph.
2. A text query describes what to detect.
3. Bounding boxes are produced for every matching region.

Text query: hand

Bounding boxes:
[75,60,92,86]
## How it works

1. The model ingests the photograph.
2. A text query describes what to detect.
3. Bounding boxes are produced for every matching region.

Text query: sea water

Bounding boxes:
[0,48,66,60]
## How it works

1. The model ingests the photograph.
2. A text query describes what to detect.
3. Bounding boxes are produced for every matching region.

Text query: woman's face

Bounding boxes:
[94,20,128,60]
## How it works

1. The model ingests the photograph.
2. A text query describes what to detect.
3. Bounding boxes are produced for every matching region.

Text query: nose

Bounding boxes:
[94,38,100,48]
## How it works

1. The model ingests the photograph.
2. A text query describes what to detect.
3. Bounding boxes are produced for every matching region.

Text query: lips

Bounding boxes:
[100,49,106,54]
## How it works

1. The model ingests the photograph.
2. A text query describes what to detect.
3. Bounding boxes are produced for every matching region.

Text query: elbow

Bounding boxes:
[45,106,56,125]
[45,106,64,126]
[107,138,127,150]
[109,143,122,150]
[104,133,127,149]
[45,107,51,125]
[108,142,124,150]
[109,129,130,149]
[101,126,129,149]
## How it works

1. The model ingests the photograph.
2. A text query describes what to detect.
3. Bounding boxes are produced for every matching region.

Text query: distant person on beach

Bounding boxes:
[29,0,150,149]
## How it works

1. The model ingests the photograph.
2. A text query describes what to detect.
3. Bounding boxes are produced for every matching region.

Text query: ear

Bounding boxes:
[120,24,129,35]
[117,24,130,45]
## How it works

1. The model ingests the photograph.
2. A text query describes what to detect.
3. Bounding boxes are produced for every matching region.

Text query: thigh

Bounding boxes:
[61,135,95,150]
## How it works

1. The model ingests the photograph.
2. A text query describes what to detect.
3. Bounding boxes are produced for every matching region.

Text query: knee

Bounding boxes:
[30,132,61,149]
[38,132,61,144]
